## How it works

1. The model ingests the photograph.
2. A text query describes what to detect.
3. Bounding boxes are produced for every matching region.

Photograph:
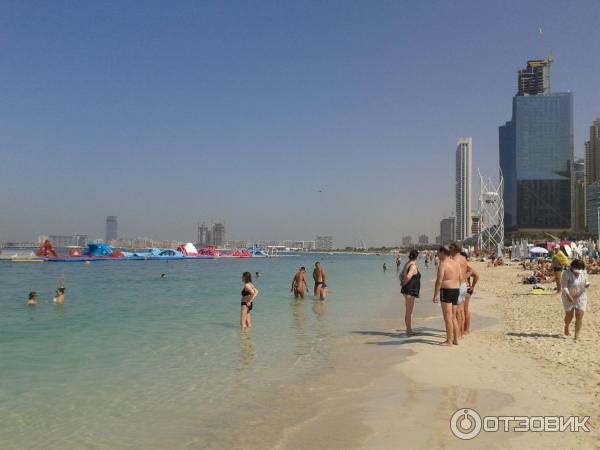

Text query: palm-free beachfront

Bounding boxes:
[1,257,598,448]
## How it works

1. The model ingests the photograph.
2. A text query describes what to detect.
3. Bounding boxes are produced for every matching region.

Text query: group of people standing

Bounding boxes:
[240,262,328,330]
[398,243,479,346]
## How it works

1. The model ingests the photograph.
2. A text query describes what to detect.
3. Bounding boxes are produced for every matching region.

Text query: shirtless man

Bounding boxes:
[433,246,461,346]
[313,262,326,297]
[291,267,309,299]
[449,243,469,340]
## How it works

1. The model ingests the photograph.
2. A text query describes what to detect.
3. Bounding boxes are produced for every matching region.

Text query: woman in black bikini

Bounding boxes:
[240,272,258,330]
[400,250,421,336]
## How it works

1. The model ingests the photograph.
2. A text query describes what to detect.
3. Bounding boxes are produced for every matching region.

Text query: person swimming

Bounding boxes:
[54,275,65,305]
[160,273,166,278]
[27,291,38,306]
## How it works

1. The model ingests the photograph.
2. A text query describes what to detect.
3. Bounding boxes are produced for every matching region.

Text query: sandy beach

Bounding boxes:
[265,261,600,449]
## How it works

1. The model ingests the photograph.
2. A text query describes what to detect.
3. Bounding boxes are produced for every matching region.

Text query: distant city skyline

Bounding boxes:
[1,1,599,245]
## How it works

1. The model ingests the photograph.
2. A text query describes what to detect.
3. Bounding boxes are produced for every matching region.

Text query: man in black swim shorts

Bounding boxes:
[433,246,461,346]
[440,287,460,305]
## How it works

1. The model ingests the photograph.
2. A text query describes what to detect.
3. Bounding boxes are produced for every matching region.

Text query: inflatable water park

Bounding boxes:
[0,240,270,263]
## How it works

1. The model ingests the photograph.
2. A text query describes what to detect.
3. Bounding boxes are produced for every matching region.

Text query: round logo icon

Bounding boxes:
[450,408,482,440]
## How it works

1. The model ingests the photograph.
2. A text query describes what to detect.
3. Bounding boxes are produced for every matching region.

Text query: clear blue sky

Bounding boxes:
[1,0,599,246]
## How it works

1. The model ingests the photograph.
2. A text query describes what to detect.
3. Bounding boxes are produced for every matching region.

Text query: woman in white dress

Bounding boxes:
[560,259,589,341]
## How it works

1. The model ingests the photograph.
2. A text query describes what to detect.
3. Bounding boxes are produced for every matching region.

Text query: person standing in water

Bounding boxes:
[291,267,309,299]
[383,262,387,272]
[54,275,65,305]
[400,250,421,336]
[27,292,38,306]
[395,256,401,271]
[561,259,589,340]
[240,272,258,330]
[313,262,326,297]
[433,246,461,346]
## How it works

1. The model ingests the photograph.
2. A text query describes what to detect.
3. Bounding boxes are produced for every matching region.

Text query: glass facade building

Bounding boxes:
[105,216,118,243]
[587,182,600,235]
[499,92,574,231]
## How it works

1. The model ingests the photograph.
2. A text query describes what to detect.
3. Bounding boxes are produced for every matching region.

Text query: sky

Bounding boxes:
[1,0,599,246]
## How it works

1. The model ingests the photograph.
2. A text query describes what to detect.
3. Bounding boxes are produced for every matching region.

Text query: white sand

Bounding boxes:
[278,262,599,449]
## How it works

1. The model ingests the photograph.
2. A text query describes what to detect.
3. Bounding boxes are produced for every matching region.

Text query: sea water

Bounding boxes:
[0,254,432,449]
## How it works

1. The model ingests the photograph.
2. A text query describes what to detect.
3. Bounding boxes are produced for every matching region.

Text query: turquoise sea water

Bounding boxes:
[0,254,433,449]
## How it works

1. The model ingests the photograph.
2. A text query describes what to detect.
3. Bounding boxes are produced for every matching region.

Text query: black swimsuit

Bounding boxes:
[241,287,253,311]
[401,264,421,298]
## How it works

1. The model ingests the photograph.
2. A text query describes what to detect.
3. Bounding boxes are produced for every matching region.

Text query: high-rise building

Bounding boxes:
[212,223,225,248]
[517,59,552,96]
[418,234,429,245]
[197,223,210,246]
[105,216,118,243]
[455,137,472,241]
[440,217,455,244]
[402,236,413,247]
[574,159,586,232]
[584,119,600,232]
[499,59,574,233]
[471,214,481,236]
[584,118,600,186]
[315,235,333,250]
[587,182,600,235]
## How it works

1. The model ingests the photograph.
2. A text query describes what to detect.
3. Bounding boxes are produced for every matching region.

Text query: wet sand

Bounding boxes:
[275,261,599,449]
[196,261,599,449]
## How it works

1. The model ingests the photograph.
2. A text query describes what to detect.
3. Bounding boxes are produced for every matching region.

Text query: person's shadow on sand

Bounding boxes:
[506,332,564,339]
[352,327,446,346]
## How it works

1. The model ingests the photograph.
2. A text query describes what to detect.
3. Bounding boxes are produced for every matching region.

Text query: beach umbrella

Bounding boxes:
[529,247,548,255]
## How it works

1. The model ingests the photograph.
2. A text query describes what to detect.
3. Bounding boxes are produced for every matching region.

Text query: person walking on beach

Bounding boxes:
[463,259,479,335]
[450,243,469,340]
[551,246,569,292]
[400,250,421,336]
[561,259,589,340]
[240,272,258,330]
[54,275,65,305]
[291,267,309,299]
[27,291,38,306]
[433,246,461,346]
[313,262,326,297]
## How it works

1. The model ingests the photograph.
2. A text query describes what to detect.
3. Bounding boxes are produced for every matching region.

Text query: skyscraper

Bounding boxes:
[197,223,210,246]
[584,118,600,232]
[517,59,552,96]
[499,59,574,233]
[455,137,472,241]
[574,159,586,232]
[105,216,118,243]
[584,119,600,186]
[440,217,455,245]
[212,223,225,248]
